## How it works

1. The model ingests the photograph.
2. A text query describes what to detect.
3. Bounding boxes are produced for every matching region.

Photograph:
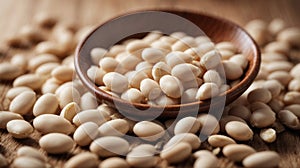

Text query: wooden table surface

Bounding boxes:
[1,0,300,168]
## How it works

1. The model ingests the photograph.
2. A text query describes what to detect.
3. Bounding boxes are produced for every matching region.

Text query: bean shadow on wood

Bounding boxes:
[13,137,39,148]
[0,143,6,154]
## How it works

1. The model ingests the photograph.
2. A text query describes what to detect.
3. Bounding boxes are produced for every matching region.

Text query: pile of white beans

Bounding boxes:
[0,14,300,168]
[87,31,248,104]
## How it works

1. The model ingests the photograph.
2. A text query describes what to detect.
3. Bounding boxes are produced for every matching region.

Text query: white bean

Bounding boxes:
[160,142,192,164]
[242,151,280,168]
[51,66,74,82]
[64,152,99,168]
[73,122,99,146]
[140,78,162,100]
[152,61,171,81]
[141,48,164,63]
[80,92,98,110]
[12,157,46,168]
[165,51,193,68]
[200,50,222,70]
[58,86,80,109]
[90,48,107,65]
[13,74,45,90]
[160,75,183,98]
[208,135,236,147]
[6,119,33,139]
[133,121,165,141]
[33,93,58,116]
[222,60,243,80]
[17,146,46,162]
[39,133,74,154]
[196,83,219,100]
[171,63,202,82]
[90,136,129,157]
[100,157,129,168]
[98,119,129,137]
[174,117,201,135]
[223,144,256,162]
[99,57,119,72]
[72,109,110,126]
[225,121,253,141]
[260,128,276,143]
[9,91,36,115]
[164,133,201,150]
[250,108,276,128]
[103,72,128,93]
[5,86,33,101]
[0,62,23,80]
[87,66,106,85]
[33,114,74,134]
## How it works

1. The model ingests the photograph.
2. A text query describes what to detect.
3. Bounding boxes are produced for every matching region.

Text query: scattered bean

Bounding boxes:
[90,136,129,157]
[7,120,33,139]
[247,88,272,103]
[5,86,33,101]
[12,157,46,168]
[260,128,276,143]
[242,151,280,168]
[208,135,236,147]
[225,121,253,141]
[0,62,23,80]
[80,92,98,110]
[39,133,74,154]
[13,74,45,90]
[98,119,129,137]
[9,91,36,115]
[51,66,74,82]
[58,86,81,109]
[164,133,201,150]
[197,114,220,135]
[73,122,99,146]
[72,109,110,126]
[283,91,300,105]
[17,146,46,162]
[133,121,165,141]
[223,144,256,162]
[250,108,276,128]
[64,152,99,168]
[33,114,74,134]
[174,117,201,135]
[160,142,192,164]
[28,53,59,71]
[0,111,23,129]
[33,93,58,116]
[126,150,157,168]
[100,157,129,168]
[193,150,218,168]
[278,110,300,129]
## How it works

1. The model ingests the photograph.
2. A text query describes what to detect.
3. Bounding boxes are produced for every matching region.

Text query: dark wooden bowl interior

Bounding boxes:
[75,10,260,120]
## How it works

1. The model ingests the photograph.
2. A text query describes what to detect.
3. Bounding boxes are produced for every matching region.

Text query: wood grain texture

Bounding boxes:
[0,0,300,167]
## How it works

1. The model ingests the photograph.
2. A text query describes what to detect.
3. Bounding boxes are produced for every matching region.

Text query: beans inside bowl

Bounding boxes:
[75,10,260,119]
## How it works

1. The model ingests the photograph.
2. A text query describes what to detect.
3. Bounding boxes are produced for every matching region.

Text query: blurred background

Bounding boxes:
[0,0,299,41]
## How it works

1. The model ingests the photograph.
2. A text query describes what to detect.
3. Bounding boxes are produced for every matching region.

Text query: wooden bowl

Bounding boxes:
[75,10,260,120]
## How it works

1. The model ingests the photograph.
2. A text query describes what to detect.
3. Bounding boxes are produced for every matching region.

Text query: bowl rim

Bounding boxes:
[74,9,261,112]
